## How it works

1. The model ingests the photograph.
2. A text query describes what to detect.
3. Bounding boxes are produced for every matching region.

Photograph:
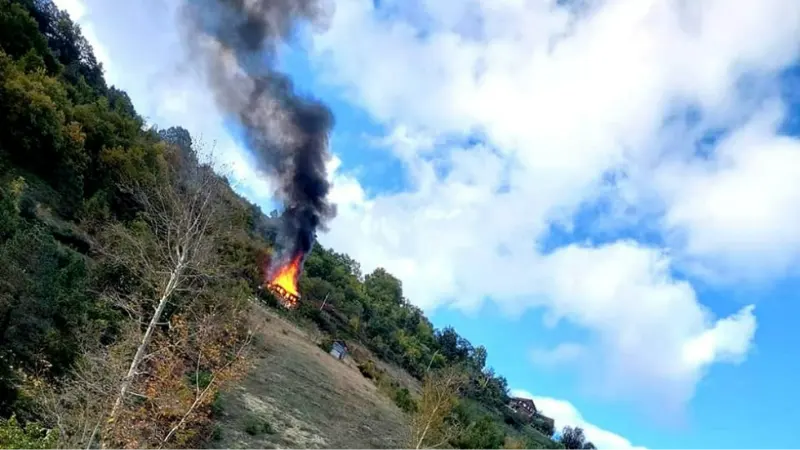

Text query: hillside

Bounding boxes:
[210,308,408,449]
[0,1,562,448]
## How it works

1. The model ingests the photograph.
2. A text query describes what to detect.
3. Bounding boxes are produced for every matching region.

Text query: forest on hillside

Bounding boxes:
[0,1,590,448]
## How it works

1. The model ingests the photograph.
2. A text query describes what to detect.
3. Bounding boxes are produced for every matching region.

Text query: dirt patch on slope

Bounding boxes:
[209,307,409,449]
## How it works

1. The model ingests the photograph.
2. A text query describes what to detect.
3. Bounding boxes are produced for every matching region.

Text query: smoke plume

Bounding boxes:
[179,0,336,266]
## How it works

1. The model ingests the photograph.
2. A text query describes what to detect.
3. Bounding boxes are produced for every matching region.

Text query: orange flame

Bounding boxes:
[267,253,302,308]
[271,253,301,296]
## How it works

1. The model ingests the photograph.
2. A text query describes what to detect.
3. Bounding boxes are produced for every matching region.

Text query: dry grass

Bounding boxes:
[208,307,409,449]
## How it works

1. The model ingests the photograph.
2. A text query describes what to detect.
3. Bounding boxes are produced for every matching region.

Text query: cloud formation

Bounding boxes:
[309,0,795,407]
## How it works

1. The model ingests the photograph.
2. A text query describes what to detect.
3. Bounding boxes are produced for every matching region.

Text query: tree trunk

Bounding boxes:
[106,252,186,429]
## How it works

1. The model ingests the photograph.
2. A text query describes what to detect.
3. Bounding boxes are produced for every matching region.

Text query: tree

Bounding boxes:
[408,366,467,449]
[473,346,488,372]
[559,426,595,450]
[98,150,229,439]
[157,126,195,164]
[114,309,252,448]
[364,268,404,305]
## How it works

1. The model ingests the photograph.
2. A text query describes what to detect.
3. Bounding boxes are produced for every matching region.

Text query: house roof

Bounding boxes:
[509,397,537,410]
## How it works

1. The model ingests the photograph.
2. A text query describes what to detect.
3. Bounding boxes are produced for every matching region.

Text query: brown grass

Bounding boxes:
[208,307,409,449]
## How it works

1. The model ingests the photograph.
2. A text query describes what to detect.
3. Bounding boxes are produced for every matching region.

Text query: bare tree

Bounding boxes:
[156,308,253,448]
[35,304,254,449]
[31,322,138,449]
[409,366,467,449]
[97,151,230,442]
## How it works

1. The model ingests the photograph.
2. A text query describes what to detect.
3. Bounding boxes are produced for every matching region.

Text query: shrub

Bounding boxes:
[317,336,333,353]
[211,425,223,441]
[189,370,213,390]
[503,436,527,449]
[357,360,380,381]
[210,391,224,418]
[452,415,505,449]
[393,387,417,413]
[243,415,274,436]
[0,415,56,449]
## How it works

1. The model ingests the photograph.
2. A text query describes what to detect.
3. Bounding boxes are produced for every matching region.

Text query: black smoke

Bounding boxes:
[179,0,336,267]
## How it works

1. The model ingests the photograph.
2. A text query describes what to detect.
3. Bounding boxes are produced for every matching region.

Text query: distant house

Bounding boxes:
[509,397,556,435]
[330,340,348,360]
[509,396,538,417]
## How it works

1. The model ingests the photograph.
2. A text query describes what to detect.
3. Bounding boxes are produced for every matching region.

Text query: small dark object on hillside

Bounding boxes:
[211,425,223,441]
[211,392,224,418]
[244,416,275,436]
[329,340,348,360]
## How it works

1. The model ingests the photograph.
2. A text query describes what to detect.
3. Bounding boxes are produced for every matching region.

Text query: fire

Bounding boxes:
[266,253,303,309]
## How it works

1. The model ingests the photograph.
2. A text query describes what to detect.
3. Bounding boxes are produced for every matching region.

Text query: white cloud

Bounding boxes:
[511,389,645,450]
[308,0,797,406]
[531,242,756,409]
[311,0,800,281]
[655,102,800,280]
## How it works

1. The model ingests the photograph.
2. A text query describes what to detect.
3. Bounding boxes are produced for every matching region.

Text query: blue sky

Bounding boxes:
[54,0,800,447]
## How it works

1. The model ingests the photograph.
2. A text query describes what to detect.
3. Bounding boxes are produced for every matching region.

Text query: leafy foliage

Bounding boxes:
[393,387,417,413]
[0,415,56,449]
[558,426,596,450]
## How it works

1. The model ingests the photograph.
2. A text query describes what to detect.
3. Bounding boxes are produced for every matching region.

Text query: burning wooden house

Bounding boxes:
[266,283,300,309]
[265,253,303,309]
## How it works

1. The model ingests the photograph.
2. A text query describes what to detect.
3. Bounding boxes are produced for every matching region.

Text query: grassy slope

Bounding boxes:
[210,306,409,449]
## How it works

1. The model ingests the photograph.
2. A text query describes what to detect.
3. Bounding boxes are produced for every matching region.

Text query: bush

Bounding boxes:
[357,360,381,381]
[317,336,333,353]
[189,370,213,390]
[452,415,506,449]
[503,436,527,449]
[0,415,56,449]
[243,415,274,436]
[211,425,223,441]
[210,391,224,418]
[393,387,417,413]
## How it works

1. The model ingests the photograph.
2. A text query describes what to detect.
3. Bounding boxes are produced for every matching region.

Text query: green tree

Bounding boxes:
[559,426,595,450]
[0,0,56,71]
